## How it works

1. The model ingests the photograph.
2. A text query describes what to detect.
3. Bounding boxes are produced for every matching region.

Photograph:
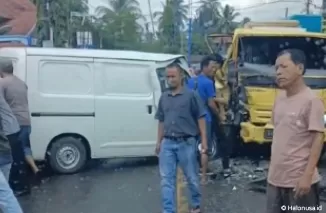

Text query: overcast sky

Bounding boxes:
[88,0,323,26]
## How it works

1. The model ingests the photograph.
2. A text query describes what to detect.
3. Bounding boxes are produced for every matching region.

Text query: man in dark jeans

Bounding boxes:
[0,124,23,213]
[0,60,40,177]
[212,54,232,178]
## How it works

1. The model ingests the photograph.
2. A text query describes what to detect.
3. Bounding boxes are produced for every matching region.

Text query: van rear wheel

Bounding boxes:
[48,136,87,174]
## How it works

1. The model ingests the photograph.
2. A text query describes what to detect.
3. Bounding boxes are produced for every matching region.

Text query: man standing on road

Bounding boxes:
[0,61,30,196]
[267,49,324,213]
[187,56,220,182]
[155,62,207,213]
[0,130,23,213]
[0,60,40,177]
[212,54,232,178]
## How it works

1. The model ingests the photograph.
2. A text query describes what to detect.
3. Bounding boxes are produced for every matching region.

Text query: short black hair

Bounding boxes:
[277,48,306,75]
[166,62,185,76]
[200,55,216,70]
[0,59,13,74]
[166,62,182,71]
[215,53,224,65]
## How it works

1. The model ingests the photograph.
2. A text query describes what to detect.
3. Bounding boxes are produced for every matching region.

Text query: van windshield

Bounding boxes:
[239,36,326,69]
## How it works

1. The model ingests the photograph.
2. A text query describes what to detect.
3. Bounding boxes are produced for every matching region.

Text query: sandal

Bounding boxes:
[190,207,201,213]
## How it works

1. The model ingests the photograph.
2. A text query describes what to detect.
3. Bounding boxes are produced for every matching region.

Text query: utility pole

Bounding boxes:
[173,0,178,51]
[42,0,53,47]
[187,0,193,65]
[147,0,156,41]
[285,7,288,18]
[305,0,311,14]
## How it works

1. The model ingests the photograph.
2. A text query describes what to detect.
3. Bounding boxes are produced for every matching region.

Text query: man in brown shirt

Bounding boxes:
[267,49,324,213]
[0,59,40,176]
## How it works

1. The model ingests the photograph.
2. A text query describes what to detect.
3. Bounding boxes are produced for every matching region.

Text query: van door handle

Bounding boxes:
[147,105,153,114]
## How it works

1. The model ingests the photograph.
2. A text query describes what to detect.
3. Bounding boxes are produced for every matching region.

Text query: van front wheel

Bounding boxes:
[48,137,87,174]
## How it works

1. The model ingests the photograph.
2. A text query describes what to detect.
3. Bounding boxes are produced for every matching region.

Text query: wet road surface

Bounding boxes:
[18,157,326,213]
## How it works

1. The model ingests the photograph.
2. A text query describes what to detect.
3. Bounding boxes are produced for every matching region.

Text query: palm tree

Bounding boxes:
[154,0,188,30]
[196,0,221,22]
[95,0,144,49]
[154,0,188,53]
[241,17,251,27]
[218,4,240,33]
[48,0,89,47]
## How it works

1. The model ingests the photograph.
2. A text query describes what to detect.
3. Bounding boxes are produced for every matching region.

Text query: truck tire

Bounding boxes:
[48,136,87,174]
[196,135,218,161]
[209,134,218,160]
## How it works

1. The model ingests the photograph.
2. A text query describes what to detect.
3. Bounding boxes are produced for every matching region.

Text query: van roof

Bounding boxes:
[0,47,186,62]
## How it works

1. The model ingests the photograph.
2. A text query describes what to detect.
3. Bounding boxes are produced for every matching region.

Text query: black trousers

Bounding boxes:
[7,132,30,194]
[211,116,232,170]
[267,183,320,213]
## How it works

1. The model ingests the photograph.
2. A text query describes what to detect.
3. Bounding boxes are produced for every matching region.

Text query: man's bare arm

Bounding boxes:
[214,97,228,105]
[303,132,324,178]
[157,122,164,144]
[155,96,165,144]
[191,91,207,147]
[208,98,219,117]
[303,98,325,178]
[198,117,207,147]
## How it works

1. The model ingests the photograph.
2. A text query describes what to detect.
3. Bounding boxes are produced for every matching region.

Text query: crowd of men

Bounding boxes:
[155,49,324,213]
[0,60,39,213]
[0,48,323,213]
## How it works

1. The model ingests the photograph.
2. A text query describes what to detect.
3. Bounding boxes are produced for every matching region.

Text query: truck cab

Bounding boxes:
[209,21,326,153]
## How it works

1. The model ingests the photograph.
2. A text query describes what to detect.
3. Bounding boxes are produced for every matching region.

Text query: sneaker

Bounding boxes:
[223,169,231,178]
[14,189,31,197]
[190,207,201,213]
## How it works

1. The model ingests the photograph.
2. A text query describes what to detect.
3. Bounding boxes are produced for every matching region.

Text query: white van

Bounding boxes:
[0,47,190,174]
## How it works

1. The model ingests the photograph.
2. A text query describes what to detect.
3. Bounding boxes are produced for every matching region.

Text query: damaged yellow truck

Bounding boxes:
[208,21,326,156]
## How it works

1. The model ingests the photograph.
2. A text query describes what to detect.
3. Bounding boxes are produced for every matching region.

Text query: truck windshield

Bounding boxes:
[239,36,326,69]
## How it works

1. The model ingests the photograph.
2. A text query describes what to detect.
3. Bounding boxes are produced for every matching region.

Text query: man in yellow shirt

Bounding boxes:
[212,55,232,178]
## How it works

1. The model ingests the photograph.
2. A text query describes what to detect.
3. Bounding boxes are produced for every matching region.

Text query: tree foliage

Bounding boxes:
[32,0,250,55]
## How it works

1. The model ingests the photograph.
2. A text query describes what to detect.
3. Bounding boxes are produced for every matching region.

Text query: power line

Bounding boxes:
[236,0,303,11]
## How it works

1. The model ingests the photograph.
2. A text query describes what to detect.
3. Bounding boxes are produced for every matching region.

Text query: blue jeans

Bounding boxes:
[18,126,32,157]
[0,163,23,213]
[159,137,201,213]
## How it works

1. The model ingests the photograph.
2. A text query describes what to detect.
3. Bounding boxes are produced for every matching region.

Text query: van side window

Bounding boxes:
[156,67,168,92]
[39,62,92,95]
[101,63,151,95]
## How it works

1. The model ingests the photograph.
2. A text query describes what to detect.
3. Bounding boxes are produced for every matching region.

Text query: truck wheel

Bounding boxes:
[196,135,218,161]
[48,136,87,174]
[209,134,218,160]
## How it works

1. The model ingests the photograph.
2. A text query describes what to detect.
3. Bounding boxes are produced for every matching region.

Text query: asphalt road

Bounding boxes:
[18,157,326,213]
